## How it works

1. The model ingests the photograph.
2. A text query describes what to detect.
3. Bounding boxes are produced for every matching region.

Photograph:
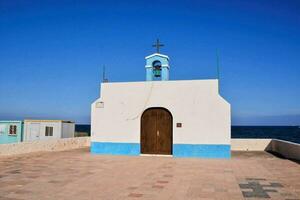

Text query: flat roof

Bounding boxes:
[101,79,218,85]
[0,120,23,123]
[24,119,74,123]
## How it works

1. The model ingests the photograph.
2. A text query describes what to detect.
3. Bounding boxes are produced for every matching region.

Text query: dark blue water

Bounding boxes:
[232,126,300,144]
[75,124,91,136]
[75,125,300,144]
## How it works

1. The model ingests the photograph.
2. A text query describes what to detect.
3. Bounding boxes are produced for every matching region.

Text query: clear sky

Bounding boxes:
[0,0,299,125]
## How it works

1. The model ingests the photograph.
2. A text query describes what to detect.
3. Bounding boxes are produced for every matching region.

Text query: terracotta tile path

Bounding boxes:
[0,148,299,200]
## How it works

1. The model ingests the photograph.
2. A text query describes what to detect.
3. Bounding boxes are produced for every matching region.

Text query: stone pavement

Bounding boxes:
[0,148,299,200]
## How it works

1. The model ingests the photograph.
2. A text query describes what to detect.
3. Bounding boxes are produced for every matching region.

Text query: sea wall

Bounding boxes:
[231,138,300,161]
[231,139,272,151]
[0,137,90,156]
[269,139,300,161]
[1,137,299,161]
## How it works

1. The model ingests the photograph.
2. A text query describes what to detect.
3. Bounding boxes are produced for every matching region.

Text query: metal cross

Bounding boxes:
[152,39,164,53]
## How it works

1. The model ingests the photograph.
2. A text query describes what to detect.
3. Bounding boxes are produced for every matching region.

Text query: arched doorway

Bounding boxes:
[141,108,172,155]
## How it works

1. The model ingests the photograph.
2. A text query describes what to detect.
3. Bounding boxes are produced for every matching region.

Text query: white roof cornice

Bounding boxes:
[145,53,169,60]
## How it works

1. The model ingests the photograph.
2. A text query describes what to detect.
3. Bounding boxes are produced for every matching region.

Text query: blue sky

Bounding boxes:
[0,0,299,125]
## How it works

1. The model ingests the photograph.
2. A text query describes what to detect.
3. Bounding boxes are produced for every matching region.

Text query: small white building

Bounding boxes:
[23,120,75,142]
[91,50,231,158]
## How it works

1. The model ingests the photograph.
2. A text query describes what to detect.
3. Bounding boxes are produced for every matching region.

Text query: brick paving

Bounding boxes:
[0,148,299,200]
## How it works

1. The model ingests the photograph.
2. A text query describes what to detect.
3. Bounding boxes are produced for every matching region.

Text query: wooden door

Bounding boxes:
[141,108,172,155]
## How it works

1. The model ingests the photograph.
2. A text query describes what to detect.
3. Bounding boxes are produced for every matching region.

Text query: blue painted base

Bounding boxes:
[90,142,230,158]
[173,144,231,158]
[91,142,140,156]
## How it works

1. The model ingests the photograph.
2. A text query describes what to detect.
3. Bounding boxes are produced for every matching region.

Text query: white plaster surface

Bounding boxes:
[0,137,90,156]
[91,80,231,145]
[231,139,272,151]
[62,122,75,138]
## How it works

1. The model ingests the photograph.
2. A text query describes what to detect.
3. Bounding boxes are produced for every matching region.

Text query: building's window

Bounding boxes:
[45,126,53,136]
[9,125,17,135]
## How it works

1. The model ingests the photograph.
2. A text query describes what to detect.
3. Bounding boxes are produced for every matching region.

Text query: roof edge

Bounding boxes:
[24,119,74,123]
[145,53,169,60]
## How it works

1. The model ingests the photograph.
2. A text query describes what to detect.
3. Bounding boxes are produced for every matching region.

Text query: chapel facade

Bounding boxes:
[91,43,231,158]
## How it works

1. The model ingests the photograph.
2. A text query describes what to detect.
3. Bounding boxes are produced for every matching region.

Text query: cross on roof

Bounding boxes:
[152,39,164,53]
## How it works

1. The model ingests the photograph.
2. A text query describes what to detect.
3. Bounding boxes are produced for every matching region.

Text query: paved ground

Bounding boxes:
[0,148,299,200]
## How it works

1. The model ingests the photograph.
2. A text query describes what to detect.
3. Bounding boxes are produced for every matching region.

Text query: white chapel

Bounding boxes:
[91,41,231,158]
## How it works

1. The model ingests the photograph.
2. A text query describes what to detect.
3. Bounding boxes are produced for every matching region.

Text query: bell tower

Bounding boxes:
[145,39,170,81]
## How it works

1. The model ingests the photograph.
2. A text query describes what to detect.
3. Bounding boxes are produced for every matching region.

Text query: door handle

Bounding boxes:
[157,130,159,137]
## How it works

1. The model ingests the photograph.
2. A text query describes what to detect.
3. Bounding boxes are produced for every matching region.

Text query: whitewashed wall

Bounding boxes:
[231,139,272,151]
[0,137,90,156]
[91,80,230,145]
[62,122,75,138]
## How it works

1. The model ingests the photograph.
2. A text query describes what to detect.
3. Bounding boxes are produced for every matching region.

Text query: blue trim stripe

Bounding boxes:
[91,142,140,156]
[173,144,231,158]
[91,142,230,158]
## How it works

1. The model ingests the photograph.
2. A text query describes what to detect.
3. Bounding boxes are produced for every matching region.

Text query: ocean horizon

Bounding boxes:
[75,125,300,144]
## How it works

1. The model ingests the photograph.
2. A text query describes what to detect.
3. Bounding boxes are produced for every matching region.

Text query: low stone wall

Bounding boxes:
[269,139,300,161]
[0,137,90,156]
[231,139,272,151]
[1,137,299,161]
[231,138,300,161]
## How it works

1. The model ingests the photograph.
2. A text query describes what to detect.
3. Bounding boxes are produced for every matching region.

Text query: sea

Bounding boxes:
[75,125,300,144]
